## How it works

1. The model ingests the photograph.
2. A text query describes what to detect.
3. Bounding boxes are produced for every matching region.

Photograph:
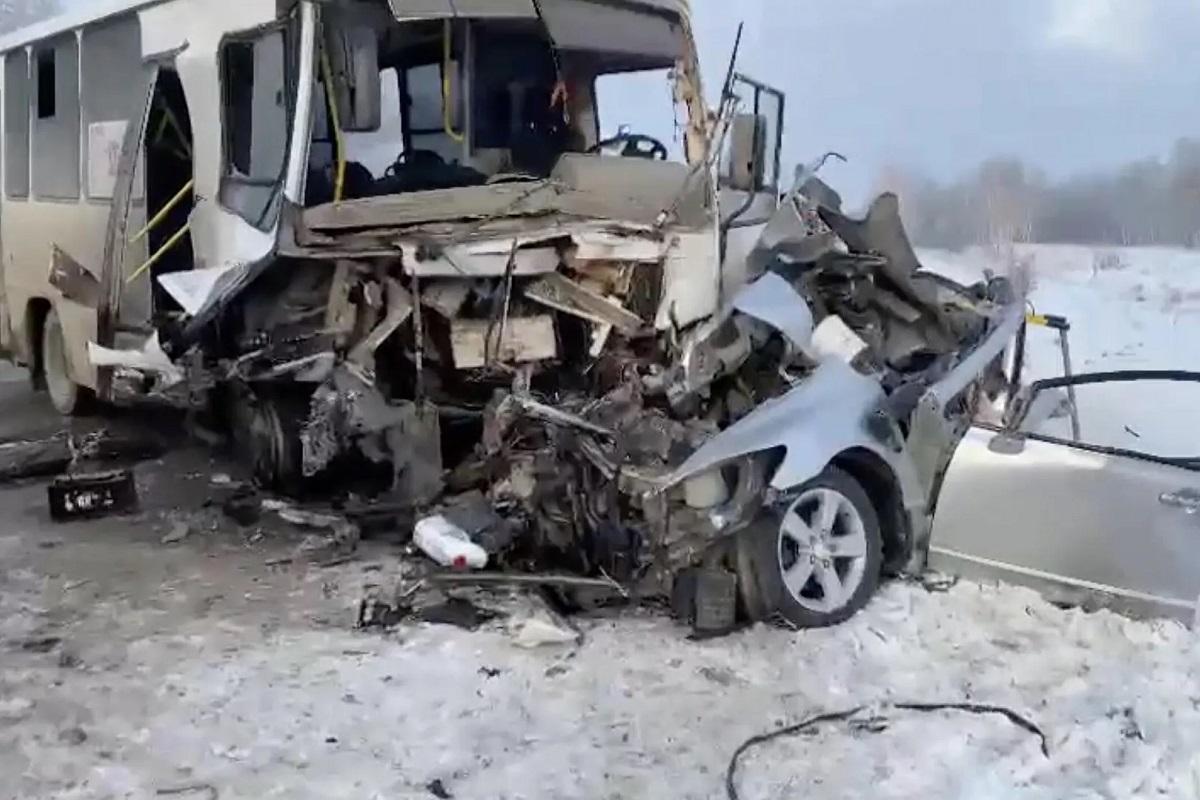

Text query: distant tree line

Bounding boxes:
[878,138,1200,250]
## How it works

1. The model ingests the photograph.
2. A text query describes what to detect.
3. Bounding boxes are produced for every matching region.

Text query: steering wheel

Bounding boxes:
[588,133,670,161]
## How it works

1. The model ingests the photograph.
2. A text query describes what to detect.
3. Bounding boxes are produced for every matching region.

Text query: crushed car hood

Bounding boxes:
[667,359,893,490]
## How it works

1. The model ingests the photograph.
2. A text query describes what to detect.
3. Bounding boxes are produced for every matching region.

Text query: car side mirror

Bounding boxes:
[987,431,1027,455]
[724,113,767,193]
[325,22,381,133]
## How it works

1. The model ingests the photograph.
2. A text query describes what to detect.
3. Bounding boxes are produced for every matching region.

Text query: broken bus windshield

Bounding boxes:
[305,9,689,206]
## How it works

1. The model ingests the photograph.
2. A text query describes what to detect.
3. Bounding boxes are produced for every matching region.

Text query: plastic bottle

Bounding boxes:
[414,515,488,570]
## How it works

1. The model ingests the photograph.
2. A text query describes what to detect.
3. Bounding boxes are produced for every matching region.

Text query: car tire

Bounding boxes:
[42,308,93,416]
[739,466,883,628]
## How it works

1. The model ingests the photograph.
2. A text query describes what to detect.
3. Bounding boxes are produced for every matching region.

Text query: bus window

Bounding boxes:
[4,50,29,199]
[220,28,290,229]
[594,68,683,162]
[31,36,81,200]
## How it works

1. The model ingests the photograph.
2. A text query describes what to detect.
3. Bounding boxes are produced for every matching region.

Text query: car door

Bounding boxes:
[928,371,1200,623]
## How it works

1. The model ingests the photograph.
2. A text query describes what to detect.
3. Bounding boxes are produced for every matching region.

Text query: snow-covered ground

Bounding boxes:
[922,243,1200,454]
[3,247,1200,799]
[3,526,1200,800]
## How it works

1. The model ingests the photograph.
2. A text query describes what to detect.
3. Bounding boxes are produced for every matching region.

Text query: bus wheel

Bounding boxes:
[228,385,304,491]
[42,308,92,416]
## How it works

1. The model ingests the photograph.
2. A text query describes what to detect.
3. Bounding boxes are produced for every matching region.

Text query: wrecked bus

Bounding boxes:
[0,0,1020,629]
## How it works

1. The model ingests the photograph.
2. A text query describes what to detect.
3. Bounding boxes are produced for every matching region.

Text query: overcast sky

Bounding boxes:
[51,0,1200,207]
[689,0,1200,206]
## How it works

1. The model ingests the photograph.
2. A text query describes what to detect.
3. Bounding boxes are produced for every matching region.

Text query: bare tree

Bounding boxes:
[977,159,1037,246]
[885,138,1200,250]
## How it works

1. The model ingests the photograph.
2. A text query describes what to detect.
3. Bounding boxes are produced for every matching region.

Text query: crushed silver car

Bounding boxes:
[441,172,1023,631]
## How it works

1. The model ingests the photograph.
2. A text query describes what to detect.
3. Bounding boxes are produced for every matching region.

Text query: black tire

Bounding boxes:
[737,466,884,628]
[228,385,305,491]
[42,307,93,416]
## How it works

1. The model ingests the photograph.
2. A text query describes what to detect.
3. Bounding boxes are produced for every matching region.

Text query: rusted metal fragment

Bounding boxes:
[450,316,556,369]
[49,246,100,308]
[48,470,138,522]
[524,272,644,335]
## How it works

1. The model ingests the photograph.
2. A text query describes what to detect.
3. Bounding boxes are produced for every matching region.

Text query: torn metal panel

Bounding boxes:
[667,360,918,495]
[49,246,101,308]
[157,266,238,317]
[303,182,563,231]
[301,156,702,235]
[450,316,557,370]
[810,316,870,365]
[421,280,473,319]
[400,242,560,278]
[729,271,813,351]
[570,231,665,263]
[817,194,957,348]
[657,229,721,330]
[921,303,1024,415]
[666,315,754,411]
[88,333,184,386]
[348,278,414,371]
[524,273,644,335]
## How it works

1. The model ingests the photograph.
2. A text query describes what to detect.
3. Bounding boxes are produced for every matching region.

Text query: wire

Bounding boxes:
[725,702,1049,800]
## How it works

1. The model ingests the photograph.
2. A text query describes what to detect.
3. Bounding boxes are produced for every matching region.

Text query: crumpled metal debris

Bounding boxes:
[300,367,443,504]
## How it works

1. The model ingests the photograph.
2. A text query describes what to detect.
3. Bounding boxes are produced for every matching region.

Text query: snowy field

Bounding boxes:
[921,243,1200,454]
[4,530,1200,800]
[3,245,1200,799]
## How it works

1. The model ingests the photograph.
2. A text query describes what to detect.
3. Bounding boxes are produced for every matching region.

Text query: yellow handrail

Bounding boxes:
[126,223,190,285]
[129,178,194,244]
[443,18,464,144]
[320,46,347,203]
